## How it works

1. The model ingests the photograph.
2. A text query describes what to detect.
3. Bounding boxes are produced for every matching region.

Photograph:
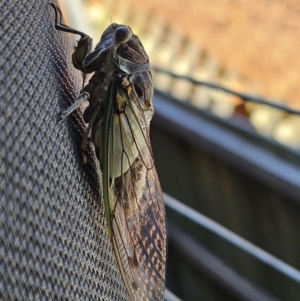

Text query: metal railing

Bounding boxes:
[152,66,300,116]
[164,288,183,301]
[164,193,300,284]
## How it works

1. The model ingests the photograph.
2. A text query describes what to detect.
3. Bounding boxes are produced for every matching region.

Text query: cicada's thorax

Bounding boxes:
[80,23,152,111]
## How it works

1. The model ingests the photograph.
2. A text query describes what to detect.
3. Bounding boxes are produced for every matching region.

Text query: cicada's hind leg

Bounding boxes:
[49,3,93,72]
[56,92,90,122]
[80,100,104,164]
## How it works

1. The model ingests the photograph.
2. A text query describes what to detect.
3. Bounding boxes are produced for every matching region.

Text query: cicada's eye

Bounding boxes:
[115,26,132,44]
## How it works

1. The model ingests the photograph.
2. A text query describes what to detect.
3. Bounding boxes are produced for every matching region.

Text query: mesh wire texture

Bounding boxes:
[0,0,128,299]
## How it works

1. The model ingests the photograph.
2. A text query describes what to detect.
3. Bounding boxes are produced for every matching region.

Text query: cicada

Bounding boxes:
[50,4,167,301]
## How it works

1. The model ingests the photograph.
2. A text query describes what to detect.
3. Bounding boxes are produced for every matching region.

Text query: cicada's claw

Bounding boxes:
[55,111,68,122]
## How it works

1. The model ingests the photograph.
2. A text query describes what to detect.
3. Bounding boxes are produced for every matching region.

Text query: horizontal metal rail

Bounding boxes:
[164,193,300,284]
[154,94,300,203]
[168,223,281,301]
[152,66,300,116]
[164,288,182,301]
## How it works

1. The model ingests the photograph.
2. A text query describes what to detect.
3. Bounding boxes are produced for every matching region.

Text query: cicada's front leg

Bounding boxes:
[50,3,91,72]
[50,4,112,74]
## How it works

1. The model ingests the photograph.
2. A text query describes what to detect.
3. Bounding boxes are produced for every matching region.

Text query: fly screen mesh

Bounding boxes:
[1,1,128,299]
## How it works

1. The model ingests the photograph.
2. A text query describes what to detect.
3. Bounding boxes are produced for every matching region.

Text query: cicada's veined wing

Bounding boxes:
[101,78,167,301]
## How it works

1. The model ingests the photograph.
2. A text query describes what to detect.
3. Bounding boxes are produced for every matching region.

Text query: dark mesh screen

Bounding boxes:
[1,1,127,299]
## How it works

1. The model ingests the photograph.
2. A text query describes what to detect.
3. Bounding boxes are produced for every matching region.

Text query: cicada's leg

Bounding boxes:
[50,3,112,73]
[80,100,104,164]
[56,92,90,122]
[50,3,88,37]
[50,3,93,72]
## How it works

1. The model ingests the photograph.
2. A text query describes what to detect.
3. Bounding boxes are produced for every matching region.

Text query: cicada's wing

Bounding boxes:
[104,80,167,301]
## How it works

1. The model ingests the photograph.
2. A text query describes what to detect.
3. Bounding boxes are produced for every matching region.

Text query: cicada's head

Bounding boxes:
[96,23,150,74]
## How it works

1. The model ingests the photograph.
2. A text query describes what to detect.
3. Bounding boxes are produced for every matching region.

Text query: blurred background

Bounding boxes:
[58,0,300,300]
